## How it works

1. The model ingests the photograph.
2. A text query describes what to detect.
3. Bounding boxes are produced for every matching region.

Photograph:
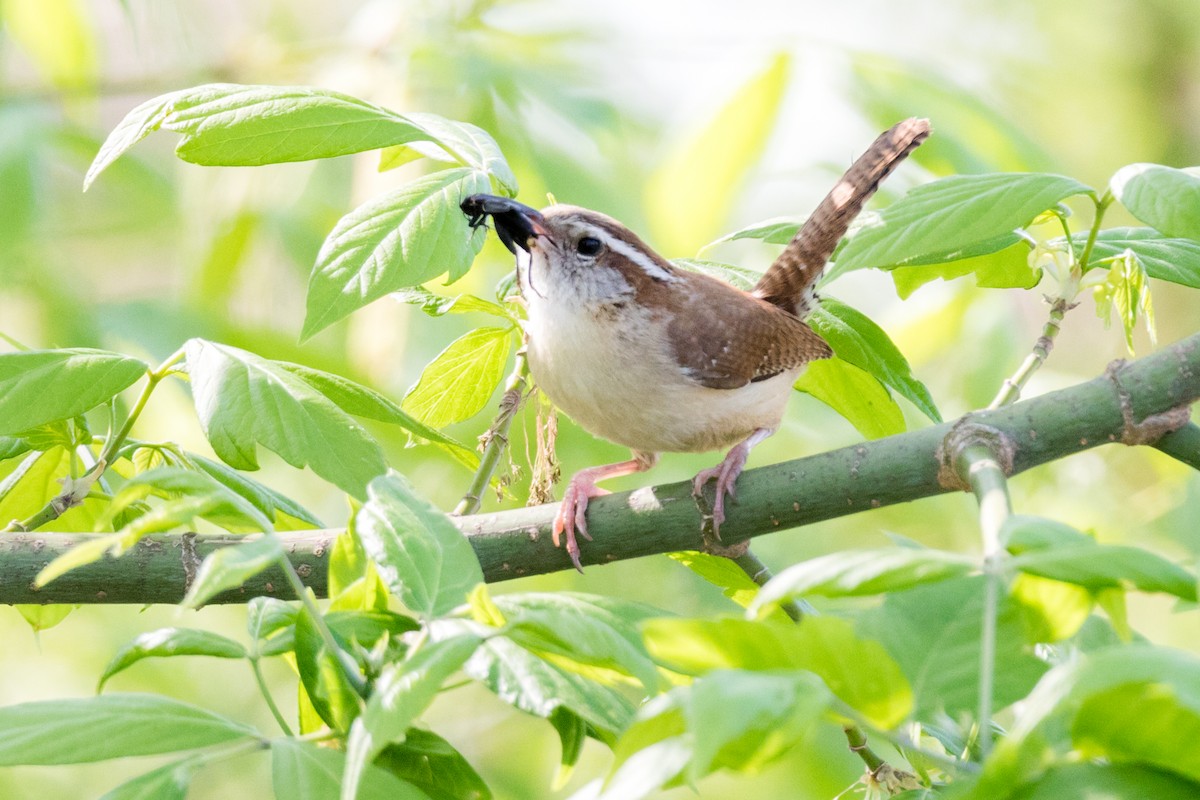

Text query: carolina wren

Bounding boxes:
[462,118,930,571]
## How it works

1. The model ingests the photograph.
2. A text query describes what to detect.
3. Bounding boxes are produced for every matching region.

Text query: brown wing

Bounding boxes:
[665,272,832,390]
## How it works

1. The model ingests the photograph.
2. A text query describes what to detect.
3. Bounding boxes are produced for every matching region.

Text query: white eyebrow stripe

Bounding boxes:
[597,231,677,282]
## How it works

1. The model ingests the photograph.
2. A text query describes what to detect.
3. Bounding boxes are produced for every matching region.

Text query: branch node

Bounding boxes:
[703,537,749,559]
[1107,359,1193,445]
[180,532,200,593]
[937,419,1016,491]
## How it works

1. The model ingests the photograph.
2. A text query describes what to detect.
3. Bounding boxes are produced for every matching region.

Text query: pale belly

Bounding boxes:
[524,303,798,454]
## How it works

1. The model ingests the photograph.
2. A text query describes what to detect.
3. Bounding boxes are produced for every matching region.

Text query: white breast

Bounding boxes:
[519,252,797,454]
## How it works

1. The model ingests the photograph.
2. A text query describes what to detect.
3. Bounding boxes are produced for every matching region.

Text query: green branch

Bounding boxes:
[2,332,1197,605]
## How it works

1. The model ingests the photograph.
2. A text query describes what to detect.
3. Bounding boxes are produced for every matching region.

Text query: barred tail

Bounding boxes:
[753,117,931,317]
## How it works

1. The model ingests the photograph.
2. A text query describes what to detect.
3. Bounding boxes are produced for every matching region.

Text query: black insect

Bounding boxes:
[460,194,545,255]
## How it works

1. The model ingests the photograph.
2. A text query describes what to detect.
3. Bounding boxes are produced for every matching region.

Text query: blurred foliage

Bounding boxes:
[0,1,1198,799]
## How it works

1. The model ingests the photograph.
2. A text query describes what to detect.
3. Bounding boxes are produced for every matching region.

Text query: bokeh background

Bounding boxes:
[1,1,1198,797]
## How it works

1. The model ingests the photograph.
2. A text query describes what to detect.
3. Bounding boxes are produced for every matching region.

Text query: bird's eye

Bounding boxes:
[577,237,602,257]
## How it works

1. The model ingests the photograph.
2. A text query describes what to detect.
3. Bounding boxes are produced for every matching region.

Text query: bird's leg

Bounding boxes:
[554,451,658,572]
[692,427,774,539]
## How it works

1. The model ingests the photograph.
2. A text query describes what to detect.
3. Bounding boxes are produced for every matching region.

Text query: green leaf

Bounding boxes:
[464,634,635,741]
[890,242,1039,299]
[833,173,1092,275]
[1003,514,1096,554]
[749,548,974,616]
[672,258,764,291]
[0,693,256,765]
[185,339,387,499]
[705,218,803,248]
[271,738,431,800]
[1111,163,1200,240]
[858,576,1047,719]
[1013,545,1197,601]
[667,551,784,618]
[295,606,362,732]
[248,596,298,643]
[301,168,490,340]
[15,604,74,632]
[685,670,831,778]
[549,709,587,789]
[402,112,518,197]
[0,435,31,461]
[1010,573,1093,643]
[401,326,513,429]
[97,757,198,800]
[343,634,482,800]
[354,471,482,618]
[484,592,662,692]
[808,297,941,422]
[794,358,906,439]
[101,466,274,535]
[277,361,472,454]
[0,349,147,435]
[642,616,912,728]
[1072,682,1200,782]
[1005,763,1200,800]
[646,53,791,254]
[1067,227,1200,289]
[190,453,323,529]
[99,628,246,690]
[183,535,286,609]
[392,287,510,319]
[373,731,493,800]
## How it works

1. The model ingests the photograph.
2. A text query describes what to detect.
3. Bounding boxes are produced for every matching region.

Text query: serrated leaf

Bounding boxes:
[185,339,387,499]
[404,112,518,196]
[277,361,472,454]
[97,757,198,800]
[401,326,512,429]
[271,738,432,800]
[485,592,662,692]
[1013,545,1197,601]
[672,258,764,290]
[642,616,912,728]
[0,694,256,765]
[890,242,1039,299]
[190,453,323,529]
[99,628,246,691]
[393,287,509,319]
[464,635,635,741]
[667,551,784,619]
[355,470,483,618]
[343,634,481,800]
[0,435,31,462]
[0,349,147,435]
[100,466,274,535]
[373,730,492,800]
[646,53,791,254]
[705,218,803,248]
[1000,763,1200,800]
[295,605,362,733]
[302,168,490,340]
[1066,227,1200,288]
[1111,163,1200,240]
[794,358,905,439]
[749,548,974,617]
[248,596,298,643]
[808,297,941,422]
[833,173,1092,276]
[183,535,286,609]
[15,604,74,632]
[1003,514,1095,554]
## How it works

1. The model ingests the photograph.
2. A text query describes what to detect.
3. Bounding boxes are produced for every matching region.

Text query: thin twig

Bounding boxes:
[453,350,529,516]
[987,297,1073,409]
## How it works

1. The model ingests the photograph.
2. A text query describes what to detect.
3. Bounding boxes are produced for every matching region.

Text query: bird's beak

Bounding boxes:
[460,194,548,255]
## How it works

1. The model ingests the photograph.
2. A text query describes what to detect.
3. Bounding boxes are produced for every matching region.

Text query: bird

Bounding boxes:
[461,118,930,571]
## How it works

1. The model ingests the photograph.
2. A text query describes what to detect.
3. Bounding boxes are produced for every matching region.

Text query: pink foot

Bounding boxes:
[553,476,607,572]
[552,454,657,572]
[692,428,773,539]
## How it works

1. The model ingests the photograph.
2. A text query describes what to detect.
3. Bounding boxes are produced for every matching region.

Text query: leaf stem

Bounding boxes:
[954,442,1013,758]
[250,656,295,736]
[453,349,529,516]
[1078,190,1115,272]
[987,297,1072,410]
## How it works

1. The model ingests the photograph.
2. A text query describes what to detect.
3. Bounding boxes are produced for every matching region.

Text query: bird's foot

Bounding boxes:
[553,475,608,572]
[692,428,773,539]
